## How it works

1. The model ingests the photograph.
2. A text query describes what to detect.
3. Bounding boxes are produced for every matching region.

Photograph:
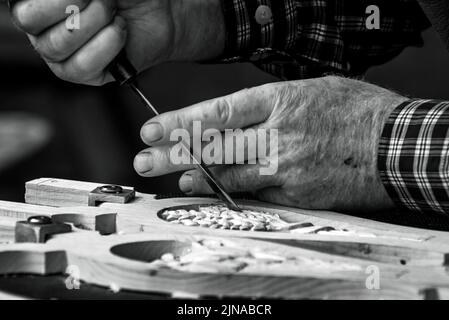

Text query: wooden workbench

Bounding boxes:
[1,178,449,300]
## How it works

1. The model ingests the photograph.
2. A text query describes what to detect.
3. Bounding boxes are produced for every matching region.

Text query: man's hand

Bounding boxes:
[134,76,407,213]
[9,0,225,85]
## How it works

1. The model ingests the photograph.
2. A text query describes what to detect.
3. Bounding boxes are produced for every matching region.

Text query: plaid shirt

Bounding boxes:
[219,0,429,79]
[217,1,449,217]
[379,100,449,215]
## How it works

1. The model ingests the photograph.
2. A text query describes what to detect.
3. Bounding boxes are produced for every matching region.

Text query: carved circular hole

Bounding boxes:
[110,240,192,263]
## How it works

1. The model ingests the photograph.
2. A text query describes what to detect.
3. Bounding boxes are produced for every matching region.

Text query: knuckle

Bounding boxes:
[151,148,167,165]
[212,98,231,126]
[174,112,189,131]
[252,84,274,101]
[112,25,126,43]
[109,17,127,40]
[49,61,89,84]
[40,32,64,62]
[68,58,95,83]
[272,83,300,110]
[163,146,174,164]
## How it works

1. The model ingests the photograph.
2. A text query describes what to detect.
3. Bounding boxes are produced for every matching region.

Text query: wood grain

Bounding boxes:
[0,177,448,299]
[1,232,447,299]
[23,178,449,254]
[0,200,117,236]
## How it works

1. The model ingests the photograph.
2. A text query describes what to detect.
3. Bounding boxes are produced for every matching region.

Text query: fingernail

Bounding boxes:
[134,153,153,174]
[179,174,193,194]
[141,123,163,144]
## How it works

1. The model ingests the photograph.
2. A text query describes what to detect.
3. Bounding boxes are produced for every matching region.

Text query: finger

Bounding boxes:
[134,140,223,177]
[133,144,194,177]
[140,83,278,146]
[11,0,91,36]
[134,128,267,177]
[179,166,280,195]
[47,16,126,86]
[28,0,116,62]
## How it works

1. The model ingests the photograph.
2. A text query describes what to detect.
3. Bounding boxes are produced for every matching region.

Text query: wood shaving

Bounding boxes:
[160,205,289,232]
[149,238,362,274]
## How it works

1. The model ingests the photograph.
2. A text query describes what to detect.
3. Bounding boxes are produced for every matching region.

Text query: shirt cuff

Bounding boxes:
[218,0,297,63]
[378,99,449,214]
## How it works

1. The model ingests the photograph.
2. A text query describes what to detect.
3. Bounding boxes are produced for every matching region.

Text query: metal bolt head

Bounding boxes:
[27,215,53,225]
[100,185,123,194]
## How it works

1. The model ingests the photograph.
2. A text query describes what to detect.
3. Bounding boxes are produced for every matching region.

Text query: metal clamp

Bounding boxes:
[88,185,135,206]
[15,216,72,243]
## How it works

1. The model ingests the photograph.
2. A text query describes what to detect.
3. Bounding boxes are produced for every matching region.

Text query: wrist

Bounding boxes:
[327,78,407,213]
[362,92,408,212]
[170,0,225,62]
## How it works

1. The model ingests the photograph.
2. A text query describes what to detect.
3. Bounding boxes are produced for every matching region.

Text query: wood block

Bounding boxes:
[15,219,72,243]
[25,178,134,207]
[0,200,117,236]
[0,244,66,275]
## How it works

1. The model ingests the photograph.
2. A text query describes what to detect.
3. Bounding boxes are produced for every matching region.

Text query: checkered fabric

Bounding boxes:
[218,0,430,79]
[379,100,449,214]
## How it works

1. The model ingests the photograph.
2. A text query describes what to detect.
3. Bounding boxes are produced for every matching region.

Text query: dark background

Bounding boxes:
[1,2,449,203]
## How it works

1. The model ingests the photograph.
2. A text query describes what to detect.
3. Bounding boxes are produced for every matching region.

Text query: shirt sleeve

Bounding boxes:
[378,100,449,214]
[217,0,430,80]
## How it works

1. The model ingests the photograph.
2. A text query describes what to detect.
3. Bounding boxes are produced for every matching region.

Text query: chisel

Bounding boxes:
[108,52,242,211]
